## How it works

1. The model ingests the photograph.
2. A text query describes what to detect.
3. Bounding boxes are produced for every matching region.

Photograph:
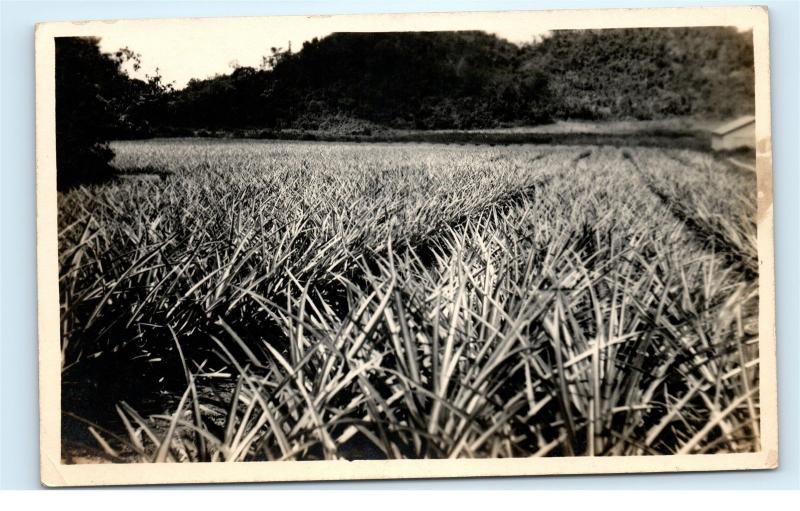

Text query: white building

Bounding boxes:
[711,115,756,151]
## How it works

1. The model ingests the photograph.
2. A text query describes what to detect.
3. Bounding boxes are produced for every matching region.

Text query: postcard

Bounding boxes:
[35,5,776,486]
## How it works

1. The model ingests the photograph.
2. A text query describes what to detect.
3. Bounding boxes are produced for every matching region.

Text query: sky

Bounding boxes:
[96,17,552,89]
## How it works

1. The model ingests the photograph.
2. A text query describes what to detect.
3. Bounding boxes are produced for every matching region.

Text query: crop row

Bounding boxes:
[58,142,759,461]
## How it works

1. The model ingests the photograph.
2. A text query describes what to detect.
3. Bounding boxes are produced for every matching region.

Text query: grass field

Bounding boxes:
[58,140,759,462]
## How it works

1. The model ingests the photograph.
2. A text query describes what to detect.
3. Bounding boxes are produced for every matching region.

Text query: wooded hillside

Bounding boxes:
[58,27,755,139]
[523,27,755,120]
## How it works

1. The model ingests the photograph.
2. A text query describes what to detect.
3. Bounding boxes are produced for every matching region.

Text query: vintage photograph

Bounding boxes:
[36,7,776,485]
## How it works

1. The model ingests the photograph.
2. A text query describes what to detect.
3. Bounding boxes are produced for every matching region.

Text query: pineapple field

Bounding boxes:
[58,139,759,462]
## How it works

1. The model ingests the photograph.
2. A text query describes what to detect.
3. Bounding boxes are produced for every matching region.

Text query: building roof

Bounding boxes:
[712,115,756,136]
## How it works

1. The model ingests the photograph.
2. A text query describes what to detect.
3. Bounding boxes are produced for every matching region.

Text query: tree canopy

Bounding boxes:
[521,27,754,120]
[55,37,168,189]
[55,27,756,184]
[157,31,553,131]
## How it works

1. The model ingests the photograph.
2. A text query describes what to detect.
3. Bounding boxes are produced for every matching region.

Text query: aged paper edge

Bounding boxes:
[35,5,778,487]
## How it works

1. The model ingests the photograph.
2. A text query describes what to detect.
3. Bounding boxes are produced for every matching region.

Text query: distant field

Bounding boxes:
[148,118,722,150]
[58,140,759,462]
[425,118,722,134]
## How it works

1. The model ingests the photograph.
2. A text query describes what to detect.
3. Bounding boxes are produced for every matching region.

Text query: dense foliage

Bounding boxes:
[522,27,755,120]
[158,31,553,131]
[55,37,168,189]
[155,27,753,132]
[56,28,755,140]
[55,37,119,189]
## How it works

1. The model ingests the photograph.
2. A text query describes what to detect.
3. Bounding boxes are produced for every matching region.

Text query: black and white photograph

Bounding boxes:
[35,6,777,486]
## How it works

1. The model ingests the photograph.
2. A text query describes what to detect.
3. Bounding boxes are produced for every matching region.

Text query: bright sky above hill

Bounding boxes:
[96,14,753,90]
[96,17,552,89]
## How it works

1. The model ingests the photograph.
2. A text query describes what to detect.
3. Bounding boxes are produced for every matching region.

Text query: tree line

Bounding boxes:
[55,28,754,188]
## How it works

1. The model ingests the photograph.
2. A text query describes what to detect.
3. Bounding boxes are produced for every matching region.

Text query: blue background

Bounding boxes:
[1,0,797,490]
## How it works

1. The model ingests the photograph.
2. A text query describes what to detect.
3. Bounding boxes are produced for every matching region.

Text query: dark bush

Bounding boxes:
[56,37,171,189]
[55,37,123,190]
